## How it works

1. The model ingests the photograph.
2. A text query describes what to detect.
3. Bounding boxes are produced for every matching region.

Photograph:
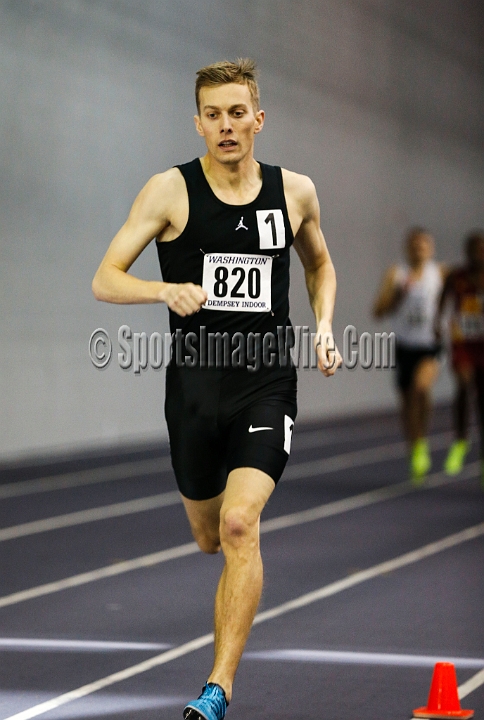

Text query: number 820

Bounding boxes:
[213,266,261,299]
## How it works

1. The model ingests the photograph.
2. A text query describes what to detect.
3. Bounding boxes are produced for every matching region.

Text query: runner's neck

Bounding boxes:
[200,154,262,205]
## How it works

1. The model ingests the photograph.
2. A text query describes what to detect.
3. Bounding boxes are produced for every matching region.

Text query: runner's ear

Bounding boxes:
[254,109,265,134]
[194,115,204,137]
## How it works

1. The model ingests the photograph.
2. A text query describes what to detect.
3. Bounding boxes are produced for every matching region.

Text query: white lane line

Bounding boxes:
[0,424,393,499]
[0,638,172,652]
[0,457,173,500]
[0,541,199,609]
[0,462,478,610]
[4,522,483,720]
[458,668,484,699]
[255,461,479,532]
[1,634,215,720]
[292,422,475,453]
[0,427,459,500]
[0,429,458,541]
[252,522,484,626]
[243,649,484,669]
[0,492,181,542]
[0,691,187,718]
[282,431,453,481]
[292,422,401,450]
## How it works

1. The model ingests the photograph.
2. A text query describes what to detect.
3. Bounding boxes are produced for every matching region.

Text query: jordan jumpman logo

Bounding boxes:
[235,216,248,231]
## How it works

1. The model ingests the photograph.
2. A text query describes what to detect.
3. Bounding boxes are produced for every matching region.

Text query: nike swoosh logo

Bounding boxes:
[248,425,273,433]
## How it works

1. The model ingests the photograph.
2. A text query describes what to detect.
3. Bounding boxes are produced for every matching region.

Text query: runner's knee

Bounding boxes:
[191,525,221,554]
[220,506,258,548]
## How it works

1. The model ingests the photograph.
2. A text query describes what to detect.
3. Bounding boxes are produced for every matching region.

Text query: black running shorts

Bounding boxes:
[165,364,297,500]
[395,343,440,391]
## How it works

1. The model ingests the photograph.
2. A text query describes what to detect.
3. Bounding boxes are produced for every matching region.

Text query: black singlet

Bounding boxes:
[156,158,295,367]
[156,158,298,499]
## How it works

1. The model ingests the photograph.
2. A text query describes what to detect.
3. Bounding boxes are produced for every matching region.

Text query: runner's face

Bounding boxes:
[406,233,434,265]
[194,83,264,164]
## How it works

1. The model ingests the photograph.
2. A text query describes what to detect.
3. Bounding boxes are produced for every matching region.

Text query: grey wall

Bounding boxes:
[1,0,483,459]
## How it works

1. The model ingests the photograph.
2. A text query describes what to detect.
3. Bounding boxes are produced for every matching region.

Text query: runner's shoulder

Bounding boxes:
[280,168,317,215]
[142,167,187,201]
[281,168,316,197]
[447,265,467,284]
[133,168,187,222]
[441,265,467,295]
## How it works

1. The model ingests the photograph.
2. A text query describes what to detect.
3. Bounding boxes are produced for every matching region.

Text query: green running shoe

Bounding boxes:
[444,440,469,475]
[410,438,431,486]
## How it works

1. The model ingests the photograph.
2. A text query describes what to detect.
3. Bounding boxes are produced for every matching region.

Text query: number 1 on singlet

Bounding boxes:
[257,209,286,249]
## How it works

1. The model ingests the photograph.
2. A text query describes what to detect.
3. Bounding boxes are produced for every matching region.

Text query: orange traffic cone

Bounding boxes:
[413,662,474,719]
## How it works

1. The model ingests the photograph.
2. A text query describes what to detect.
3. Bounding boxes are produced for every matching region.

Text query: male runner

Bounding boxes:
[373,228,445,484]
[93,59,341,720]
[436,231,484,485]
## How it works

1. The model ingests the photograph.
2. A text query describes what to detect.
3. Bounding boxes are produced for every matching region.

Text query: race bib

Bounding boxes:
[457,295,484,339]
[457,313,484,340]
[405,308,426,327]
[404,292,427,328]
[202,253,272,312]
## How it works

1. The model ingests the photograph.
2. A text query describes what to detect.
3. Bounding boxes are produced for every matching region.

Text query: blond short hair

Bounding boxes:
[195,58,260,112]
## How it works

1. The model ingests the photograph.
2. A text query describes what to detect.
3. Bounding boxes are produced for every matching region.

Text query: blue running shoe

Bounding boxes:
[183,683,228,720]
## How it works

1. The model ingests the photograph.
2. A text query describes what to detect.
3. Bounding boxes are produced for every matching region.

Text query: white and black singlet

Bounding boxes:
[392,260,442,391]
[156,158,297,500]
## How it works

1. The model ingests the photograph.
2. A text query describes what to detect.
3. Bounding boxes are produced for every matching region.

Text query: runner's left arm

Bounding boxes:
[434,269,454,342]
[289,174,342,376]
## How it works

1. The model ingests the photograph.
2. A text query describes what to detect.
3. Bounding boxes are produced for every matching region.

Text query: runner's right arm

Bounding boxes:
[373,266,405,318]
[92,170,207,316]
[433,269,455,342]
